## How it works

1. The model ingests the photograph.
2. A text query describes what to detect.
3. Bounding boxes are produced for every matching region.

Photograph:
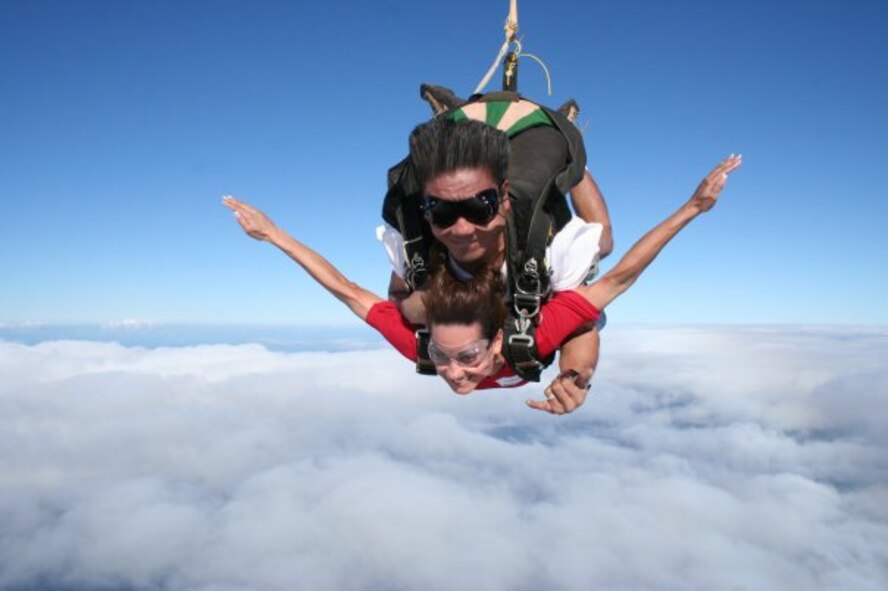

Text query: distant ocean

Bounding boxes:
[0,323,382,352]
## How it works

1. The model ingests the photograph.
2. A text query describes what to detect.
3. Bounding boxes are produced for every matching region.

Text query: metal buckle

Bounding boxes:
[507,333,543,371]
[405,252,427,290]
[507,333,535,348]
[515,259,541,295]
[513,293,541,318]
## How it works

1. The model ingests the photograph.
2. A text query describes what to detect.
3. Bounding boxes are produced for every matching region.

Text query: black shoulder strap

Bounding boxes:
[501,173,562,382]
[542,104,587,197]
[498,103,587,382]
[383,157,432,290]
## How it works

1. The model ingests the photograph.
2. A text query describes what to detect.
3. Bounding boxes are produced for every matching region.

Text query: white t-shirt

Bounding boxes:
[375,217,603,291]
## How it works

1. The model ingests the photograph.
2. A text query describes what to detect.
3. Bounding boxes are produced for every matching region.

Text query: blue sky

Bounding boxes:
[2,0,886,326]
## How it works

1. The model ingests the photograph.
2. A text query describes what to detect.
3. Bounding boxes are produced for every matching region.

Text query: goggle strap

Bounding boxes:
[415,329,437,375]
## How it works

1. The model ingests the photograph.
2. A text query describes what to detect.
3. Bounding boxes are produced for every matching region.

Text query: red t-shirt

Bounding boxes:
[365,291,601,389]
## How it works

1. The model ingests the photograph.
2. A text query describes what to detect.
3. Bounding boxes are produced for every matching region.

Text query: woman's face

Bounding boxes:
[429,321,503,394]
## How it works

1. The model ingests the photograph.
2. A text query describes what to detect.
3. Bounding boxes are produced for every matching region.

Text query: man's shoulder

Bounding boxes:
[550,218,603,254]
[547,218,603,291]
[377,222,407,280]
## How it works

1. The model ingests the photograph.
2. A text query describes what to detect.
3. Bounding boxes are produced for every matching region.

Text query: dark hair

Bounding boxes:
[422,264,508,340]
[409,118,510,189]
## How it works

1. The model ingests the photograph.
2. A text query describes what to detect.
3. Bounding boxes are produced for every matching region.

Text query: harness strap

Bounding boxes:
[384,157,431,290]
[501,173,561,382]
[542,105,587,197]
[514,174,559,295]
[398,204,430,290]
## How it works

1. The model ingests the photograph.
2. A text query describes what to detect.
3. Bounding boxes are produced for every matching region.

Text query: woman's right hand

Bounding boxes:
[222,195,280,243]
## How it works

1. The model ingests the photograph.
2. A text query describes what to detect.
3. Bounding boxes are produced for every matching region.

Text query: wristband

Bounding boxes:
[558,369,591,390]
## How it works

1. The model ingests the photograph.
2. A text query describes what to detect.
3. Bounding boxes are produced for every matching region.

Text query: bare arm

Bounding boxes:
[223,196,383,320]
[578,155,742,311]
[387,272,428,325]
[570,170,613,258]
[557,326,599,386]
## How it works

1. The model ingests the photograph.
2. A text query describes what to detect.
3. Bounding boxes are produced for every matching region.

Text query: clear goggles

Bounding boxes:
[427,338,491,367]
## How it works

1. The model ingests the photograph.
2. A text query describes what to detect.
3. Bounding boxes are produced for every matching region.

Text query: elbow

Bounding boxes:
[388,287,411,303]
[596,272,633,306]
[387,273,412,303]
[598,224,614,259]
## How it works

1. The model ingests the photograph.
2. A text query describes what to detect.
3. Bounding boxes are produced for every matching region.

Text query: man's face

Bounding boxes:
[424,167,510,267]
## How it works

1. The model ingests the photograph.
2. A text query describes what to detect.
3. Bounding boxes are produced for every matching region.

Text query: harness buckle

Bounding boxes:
[404,252,427,290]
[514,259,541,295]
[513,292,541,319]
[512,257,547,319]
[507,333,544,373]
[507,332,535,348]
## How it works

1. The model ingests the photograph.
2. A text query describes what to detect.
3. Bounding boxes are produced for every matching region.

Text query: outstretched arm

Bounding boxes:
[223,195,383,320]
[578,155,742,311]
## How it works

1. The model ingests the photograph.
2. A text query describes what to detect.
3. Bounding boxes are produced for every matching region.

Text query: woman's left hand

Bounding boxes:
[527,369,591,415]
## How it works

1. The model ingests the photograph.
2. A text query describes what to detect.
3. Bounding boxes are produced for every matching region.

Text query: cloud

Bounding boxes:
[1,326,886,590]
[102,319,158,331]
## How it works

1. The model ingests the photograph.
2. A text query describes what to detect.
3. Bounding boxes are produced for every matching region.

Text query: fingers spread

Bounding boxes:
[707,154,742,181]
[221,195,262,217]
[223,201,248,215]
[719,154,743,176]
[724,155,743,175]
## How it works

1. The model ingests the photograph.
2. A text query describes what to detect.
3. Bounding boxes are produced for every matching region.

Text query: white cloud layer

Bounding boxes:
[1,326,887,590]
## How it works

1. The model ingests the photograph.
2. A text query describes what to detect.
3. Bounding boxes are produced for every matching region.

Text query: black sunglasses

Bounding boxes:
[422,187,501,228]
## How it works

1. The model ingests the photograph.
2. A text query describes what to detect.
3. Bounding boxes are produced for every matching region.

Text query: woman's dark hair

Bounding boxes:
[422,262,508,340]
[409,118,510,189]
